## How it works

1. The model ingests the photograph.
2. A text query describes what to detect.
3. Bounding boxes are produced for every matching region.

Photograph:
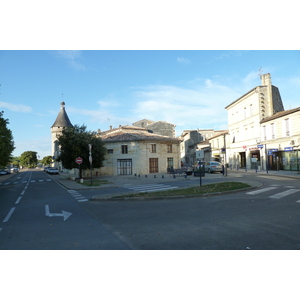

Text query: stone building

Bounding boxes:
[50,102,73,168]
[224,73,300,171]
[97,125,181,175]
[132,119,176,138]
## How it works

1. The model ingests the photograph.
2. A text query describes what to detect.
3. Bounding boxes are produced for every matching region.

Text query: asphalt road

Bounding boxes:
[0,170,130,249]
[1,170,300,249]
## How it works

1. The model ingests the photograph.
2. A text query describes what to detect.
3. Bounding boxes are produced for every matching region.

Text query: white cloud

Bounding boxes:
[177,57,190,64]
[53,50,86,71]
[130,80,241,132]
[0,101,32,113]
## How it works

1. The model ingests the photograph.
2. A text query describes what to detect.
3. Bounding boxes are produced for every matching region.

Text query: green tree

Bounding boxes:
[0,111,15,167]
[20,151,38,168]
[42,155,53,166]
[56,124,106,176]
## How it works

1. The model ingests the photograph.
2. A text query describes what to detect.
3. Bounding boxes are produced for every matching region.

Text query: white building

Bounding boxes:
[225,73,300,171]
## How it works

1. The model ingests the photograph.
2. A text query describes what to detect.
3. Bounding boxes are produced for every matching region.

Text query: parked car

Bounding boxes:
[44,167,50,172]
[47,167,59,175]
[204,161,223,173]
[0,169,10,175]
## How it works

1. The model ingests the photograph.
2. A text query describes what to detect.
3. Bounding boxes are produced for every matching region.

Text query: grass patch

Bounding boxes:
[76,179,111,187]
[114,182,250,198]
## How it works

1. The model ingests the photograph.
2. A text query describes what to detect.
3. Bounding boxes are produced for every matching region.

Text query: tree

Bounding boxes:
[42,156,53,166]
[56,125,106,176]
[0,111,15,167]
[20,151,38,168]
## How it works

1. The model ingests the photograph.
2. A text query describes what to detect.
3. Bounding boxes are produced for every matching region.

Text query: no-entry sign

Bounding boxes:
[76,157,83,164]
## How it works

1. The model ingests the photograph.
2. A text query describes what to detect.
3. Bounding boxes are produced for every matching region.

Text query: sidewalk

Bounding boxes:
[55,168,300,191]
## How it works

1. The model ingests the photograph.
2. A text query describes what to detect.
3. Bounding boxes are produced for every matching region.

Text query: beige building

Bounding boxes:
[97,125,181,175]
[225,73,284,170]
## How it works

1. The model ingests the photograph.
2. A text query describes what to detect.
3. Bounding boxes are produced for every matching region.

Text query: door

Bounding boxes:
[149,158,158,173]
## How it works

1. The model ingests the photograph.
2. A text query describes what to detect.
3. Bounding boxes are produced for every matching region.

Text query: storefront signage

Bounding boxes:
[249,147,258,151]
[268,149,278,155]
[284,147,294,152]
[257,144,264,149]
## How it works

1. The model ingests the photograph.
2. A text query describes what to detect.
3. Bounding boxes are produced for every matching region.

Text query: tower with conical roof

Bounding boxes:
[51,102,73,167]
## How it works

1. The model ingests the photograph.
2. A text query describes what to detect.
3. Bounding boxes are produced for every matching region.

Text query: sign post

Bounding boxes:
[75,157,83,179]
[89,144,92,186]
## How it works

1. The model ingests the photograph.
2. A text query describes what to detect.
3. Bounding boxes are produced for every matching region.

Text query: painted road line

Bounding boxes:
[246,187,278,195]
[15,197,22,204]
[47,179,52,182]
[257,176,296,181]
[20,190,25,195]
[269,189,300,199]
[22,181,27,183]
[3,207,16,223]
[13,182,19,184]
[39,180,43,182]
[78,199,89,202]
[296,200,300,203]
[31,180,36,183]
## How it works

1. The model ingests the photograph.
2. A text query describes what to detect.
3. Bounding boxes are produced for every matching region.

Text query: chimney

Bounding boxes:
[260,73,272,86]
[110,125,112,130]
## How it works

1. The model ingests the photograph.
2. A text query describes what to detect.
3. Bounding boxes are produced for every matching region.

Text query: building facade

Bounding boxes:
[97,126,181,176]
[225,73,300,171]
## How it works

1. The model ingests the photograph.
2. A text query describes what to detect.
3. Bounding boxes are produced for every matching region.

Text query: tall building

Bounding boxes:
[51,102,73,167]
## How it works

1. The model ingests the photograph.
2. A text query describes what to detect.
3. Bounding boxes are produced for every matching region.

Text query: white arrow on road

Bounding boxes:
[45,205,72,221]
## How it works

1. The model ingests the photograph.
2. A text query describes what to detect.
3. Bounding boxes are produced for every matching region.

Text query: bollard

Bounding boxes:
[173,175,176,178]
[134,173,136,176]
[154,175,156,178]
[138,174,140,177]
[162,175,164,179]
[145,175,147,178]
[184,174,187,178]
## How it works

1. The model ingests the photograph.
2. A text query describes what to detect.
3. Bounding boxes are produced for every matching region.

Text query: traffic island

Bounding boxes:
[91,182,255,201]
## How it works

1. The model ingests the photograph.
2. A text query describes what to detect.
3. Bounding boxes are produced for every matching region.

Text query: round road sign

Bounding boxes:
[76,157,83,164]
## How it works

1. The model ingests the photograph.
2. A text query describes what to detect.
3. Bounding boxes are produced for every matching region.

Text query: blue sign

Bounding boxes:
[284,147,294,152]
[257,144,264,149]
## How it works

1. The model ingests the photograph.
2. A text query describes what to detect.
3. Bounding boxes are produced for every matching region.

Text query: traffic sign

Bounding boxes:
[76,157,83,164]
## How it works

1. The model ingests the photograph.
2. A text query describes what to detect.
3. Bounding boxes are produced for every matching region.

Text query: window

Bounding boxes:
[107,149,113,154]
[250,104,253,116]
[244,107,247,119]
[121,145,128,154]
[167,157,174,168]
[117,159,132,175]
[271,123,275,139]
[167,144,172,153]
[151,144,156,153]
[285,119,290,137]
[263,126,267,141]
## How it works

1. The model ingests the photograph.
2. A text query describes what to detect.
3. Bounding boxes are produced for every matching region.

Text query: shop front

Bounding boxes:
[267,147,300,171]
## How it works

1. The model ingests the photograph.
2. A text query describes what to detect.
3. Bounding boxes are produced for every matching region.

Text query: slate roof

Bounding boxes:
[51,102,73,128]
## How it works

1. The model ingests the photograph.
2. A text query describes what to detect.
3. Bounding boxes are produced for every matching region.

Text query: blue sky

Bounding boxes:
[1,50,300,158]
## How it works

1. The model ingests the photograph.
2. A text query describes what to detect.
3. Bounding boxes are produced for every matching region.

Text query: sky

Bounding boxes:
[1,50,300,159]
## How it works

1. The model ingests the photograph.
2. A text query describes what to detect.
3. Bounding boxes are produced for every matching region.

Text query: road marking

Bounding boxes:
[269,189,300,199]
[78,199,88,202]
[20,190,25,195]
[125,184,178,193]
[45,204,72,221]
[257,176,296,181]
[31,180,35,183]
[246,187,278,195]
[3,207,16,223]
[22,181,27,183]
[47,179,52,182]
[4,182,9,185]
[15,196,22,204]
[39,180,43,182]
[296,200,300,203]
[13,182,18,184]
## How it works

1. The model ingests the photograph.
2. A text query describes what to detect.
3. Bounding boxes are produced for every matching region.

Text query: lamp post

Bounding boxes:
[89,144,92,185]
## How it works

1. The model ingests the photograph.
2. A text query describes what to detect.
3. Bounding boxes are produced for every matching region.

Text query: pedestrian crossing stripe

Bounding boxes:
[246,187,278,195]
[124,184,178,193]
[269,189,300,199]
